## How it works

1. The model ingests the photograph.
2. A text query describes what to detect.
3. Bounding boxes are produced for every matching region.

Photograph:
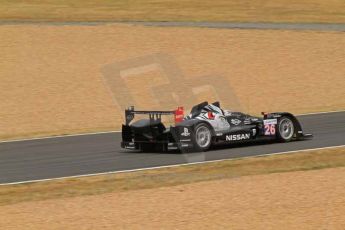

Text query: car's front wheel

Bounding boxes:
[193,123,212,151]
[277,116,295,142]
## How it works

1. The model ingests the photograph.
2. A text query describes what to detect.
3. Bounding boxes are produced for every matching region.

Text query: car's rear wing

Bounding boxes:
[125,106,184,125]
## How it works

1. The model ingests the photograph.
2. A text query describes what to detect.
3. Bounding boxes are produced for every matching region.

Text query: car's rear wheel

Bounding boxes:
[277,116,295,142]
[193,123,212,151]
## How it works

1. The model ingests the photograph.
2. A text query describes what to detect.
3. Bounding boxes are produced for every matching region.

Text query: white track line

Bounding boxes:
[1,144,344,186]
[296,110,345,116]
[1,110,344,144]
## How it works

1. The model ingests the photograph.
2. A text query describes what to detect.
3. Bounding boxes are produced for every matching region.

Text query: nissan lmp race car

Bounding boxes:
[121,101,312,152]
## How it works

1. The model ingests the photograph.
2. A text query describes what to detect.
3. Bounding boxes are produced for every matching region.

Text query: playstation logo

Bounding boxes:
[181,127,190,137]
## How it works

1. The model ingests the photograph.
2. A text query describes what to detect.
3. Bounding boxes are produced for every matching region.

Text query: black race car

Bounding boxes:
[121,101,312,152]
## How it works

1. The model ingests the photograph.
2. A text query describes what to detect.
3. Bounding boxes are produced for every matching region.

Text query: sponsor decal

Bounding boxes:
[224,110,232,116]
[231,119,241,125]
[244,119,251,125]
[252,128,257,136]
[263,119,277,125]
[226,133,250,141]
[180,139,191,142]
[181,127,190,137]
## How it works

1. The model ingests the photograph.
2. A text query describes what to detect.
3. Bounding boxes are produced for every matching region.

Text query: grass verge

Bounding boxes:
[0,147,344,206]
[0,0,344,23]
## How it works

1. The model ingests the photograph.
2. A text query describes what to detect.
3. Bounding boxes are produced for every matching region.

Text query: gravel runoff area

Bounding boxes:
[1,0,344,23]
[1,166,344,229]
[1,24,344,140]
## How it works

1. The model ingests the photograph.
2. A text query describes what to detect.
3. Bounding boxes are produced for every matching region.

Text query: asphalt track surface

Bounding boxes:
[0,111,344,184]
[134,22,345,31]
[1,21,344,31]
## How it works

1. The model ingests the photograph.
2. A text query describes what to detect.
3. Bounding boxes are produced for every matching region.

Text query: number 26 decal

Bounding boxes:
[264,124,276,135]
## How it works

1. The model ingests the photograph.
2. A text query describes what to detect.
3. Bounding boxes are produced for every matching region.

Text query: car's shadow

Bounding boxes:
[119,149,181,155]
[211,139,278,150]
[119,139,284,155]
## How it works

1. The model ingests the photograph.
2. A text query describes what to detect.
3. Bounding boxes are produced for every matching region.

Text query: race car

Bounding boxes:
[121,101,312,152]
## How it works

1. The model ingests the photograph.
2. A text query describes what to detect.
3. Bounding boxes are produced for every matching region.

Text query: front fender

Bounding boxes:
[265,112,304,139]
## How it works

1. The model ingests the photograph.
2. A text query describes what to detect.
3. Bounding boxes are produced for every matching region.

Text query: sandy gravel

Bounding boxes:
[1,24,344,139]
[1,0,344,23]
[1,167,344,229]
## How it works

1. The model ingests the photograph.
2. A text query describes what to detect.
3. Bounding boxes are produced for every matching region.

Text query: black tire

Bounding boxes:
[277,116,295,142]
[192,123,212,151]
